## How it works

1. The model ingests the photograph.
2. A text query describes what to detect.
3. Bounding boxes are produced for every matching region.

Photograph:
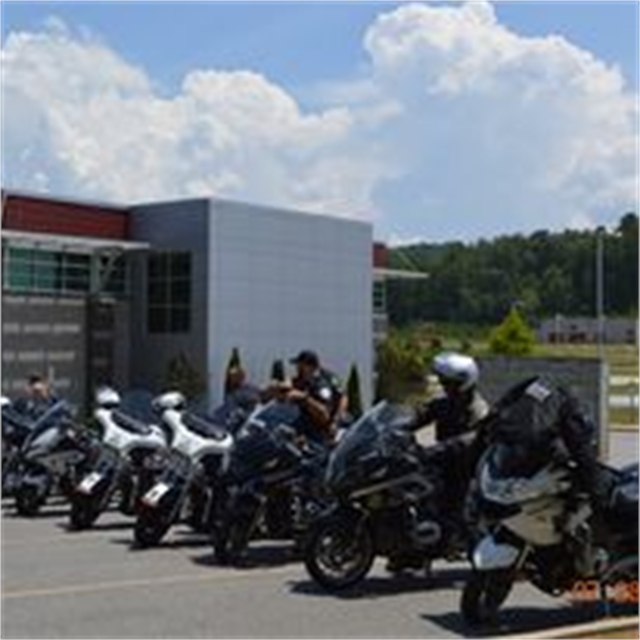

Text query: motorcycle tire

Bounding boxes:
[460,569,514,627]
[304,517,375,591]
[213,513,254,565]
[69,494,104,530]
[15,484,46,517]
[134,508,173,548]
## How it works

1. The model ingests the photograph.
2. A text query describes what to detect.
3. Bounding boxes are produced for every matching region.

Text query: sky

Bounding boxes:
[1,1,638,242]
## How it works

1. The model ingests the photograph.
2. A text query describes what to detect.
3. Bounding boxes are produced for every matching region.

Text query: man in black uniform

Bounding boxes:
[275,350,345,446]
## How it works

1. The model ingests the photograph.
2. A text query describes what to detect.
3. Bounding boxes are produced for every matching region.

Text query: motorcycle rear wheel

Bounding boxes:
[460,569,514,627]
[304,517,375,591]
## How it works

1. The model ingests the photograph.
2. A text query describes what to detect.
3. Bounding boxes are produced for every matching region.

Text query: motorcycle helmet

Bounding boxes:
[95,386,121,409]
[432,352,479,392]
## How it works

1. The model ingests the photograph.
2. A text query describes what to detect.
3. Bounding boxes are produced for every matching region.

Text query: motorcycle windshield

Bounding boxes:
[241,401,302,435]
[325,401,416,493]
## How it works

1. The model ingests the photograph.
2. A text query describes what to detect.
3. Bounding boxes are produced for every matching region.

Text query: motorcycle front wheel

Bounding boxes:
[15,483,48,517]
[304,516,375,591]
[460,569,514,627]
[69,493,105,530]
[134,506,174,548]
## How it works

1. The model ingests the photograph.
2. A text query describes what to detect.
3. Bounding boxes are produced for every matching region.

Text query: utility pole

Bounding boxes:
[596,226,605,360]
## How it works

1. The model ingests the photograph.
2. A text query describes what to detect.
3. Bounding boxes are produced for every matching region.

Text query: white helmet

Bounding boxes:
[432,352,479,392]
[95,386,121,408]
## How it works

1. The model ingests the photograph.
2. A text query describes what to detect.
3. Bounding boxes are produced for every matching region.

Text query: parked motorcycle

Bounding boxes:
[69,387,167,530]
[211,400,329,565]
[133,392,235,547]
[2,397,36,496]
[303,401,472,590]
[9,400,99,516]
[460,439,639,626]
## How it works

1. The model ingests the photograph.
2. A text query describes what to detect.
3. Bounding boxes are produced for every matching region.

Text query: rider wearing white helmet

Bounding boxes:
[414,352,488,442]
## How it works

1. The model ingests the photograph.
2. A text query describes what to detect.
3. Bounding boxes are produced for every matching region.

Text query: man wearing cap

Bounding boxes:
[272,350,345,445]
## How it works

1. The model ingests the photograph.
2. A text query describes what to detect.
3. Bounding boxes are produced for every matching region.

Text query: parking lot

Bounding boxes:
[2,431,636,639]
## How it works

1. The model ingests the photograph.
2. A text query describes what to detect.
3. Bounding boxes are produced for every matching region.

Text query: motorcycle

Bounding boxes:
[9,400,100,516]
[2,397,36,496]
[69,387,168,530]
[460,439,639,626]
[133,391,235,547]
[211,400,329,565]
[303,401,472,591]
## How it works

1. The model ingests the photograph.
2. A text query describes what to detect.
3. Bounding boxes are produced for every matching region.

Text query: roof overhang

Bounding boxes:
[374,267,429,280]
[1,229,149,254]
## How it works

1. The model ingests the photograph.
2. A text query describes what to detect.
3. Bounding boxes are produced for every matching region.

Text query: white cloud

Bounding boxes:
[2,3,638,239]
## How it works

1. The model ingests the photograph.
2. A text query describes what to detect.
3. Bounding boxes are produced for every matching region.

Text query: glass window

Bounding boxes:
[373,280,387,313]
[147,252,192,334]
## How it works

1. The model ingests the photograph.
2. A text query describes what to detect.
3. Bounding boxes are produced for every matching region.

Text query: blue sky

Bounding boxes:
[3,1,638,93]
[2,2,638,242]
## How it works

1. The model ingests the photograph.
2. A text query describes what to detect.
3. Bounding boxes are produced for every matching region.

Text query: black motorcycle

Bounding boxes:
[9,400,100,516]
[2,398,36,496]
[303,401,473,591]
[211,400,329,565]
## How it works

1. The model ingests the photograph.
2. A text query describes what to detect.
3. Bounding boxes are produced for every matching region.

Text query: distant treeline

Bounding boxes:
[387,213,638,327]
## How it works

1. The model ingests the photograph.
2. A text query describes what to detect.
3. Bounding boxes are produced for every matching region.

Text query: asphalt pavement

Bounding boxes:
[1,431,636,639]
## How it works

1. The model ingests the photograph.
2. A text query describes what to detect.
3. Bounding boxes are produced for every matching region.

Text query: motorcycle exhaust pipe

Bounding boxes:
[411,520,442,547]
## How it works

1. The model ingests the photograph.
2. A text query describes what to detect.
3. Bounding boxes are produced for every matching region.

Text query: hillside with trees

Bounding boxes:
[387,213,638,327]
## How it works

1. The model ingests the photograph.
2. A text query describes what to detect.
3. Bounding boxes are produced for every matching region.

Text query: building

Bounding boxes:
[538,316,639,345]
[2,190,412,410]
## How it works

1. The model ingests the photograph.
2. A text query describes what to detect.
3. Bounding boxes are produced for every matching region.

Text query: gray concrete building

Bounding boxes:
[2,191,376,409]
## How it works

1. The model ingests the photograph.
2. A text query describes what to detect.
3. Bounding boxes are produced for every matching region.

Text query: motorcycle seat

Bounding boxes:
[182,412,228,441]
[111,410,152,436]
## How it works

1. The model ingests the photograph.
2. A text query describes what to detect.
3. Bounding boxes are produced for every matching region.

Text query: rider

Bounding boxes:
[413,352,489,443]
[387,352,489,573]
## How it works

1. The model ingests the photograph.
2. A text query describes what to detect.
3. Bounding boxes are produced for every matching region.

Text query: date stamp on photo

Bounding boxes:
[569,580,639,604]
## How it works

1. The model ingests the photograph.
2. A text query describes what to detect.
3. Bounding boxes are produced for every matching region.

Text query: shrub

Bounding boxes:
[165,352,206,400]
[488,306,535,356]
[346,363,363,419]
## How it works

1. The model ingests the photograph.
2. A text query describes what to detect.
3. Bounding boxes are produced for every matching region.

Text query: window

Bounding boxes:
[100,256,127,296]
[147,252,192,334]
[1,246,126,296]
[373,279,387,314]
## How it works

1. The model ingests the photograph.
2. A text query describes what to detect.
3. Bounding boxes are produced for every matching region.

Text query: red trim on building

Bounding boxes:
[2,194,129,240]
[373,242,388,268]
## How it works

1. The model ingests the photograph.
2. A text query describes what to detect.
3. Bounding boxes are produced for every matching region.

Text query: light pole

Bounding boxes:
[595,226,605,359]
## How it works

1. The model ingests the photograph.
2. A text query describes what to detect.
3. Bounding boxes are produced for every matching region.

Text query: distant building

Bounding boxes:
[538,316,638,345]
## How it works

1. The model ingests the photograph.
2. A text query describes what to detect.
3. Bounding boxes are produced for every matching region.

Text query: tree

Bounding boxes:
[270,359,286,382]
[375,331,428,402]
[224,347,242,396]
[488,306,535,356]
[346,363,363,420]
[165,352,206,400]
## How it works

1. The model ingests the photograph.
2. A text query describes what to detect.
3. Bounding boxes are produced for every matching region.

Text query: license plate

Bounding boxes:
[142,482,171,507]
[78,471,103,494]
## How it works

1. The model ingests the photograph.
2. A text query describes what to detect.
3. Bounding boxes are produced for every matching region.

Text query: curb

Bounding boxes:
[504,616,639,639]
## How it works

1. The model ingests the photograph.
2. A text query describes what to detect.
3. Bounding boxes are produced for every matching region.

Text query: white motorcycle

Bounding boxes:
[461,441,638,626]
[133,392,235,547]
[69,387,168,530]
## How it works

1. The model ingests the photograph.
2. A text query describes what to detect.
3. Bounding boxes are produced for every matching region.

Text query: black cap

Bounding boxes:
[290,350,319,367]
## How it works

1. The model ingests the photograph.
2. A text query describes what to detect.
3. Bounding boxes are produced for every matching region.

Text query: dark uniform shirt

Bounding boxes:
[415,389,489,442]
[292,368,343,443]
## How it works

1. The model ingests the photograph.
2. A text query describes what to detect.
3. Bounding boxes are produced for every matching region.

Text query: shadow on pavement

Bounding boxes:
[190,541,300,569]
[288,566,469,601]
[422,602,608,638]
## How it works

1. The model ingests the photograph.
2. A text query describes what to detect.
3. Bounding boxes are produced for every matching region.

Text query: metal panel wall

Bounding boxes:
[208,199,374,408]
[1,294,87,407]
